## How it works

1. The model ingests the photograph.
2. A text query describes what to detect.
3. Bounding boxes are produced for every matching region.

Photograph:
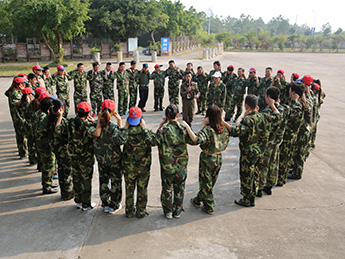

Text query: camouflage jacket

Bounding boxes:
[101,70,117,87]
[246,77,260,95]
[208,69,224,82]
[53,74,69,97]
[122,126,156,171]
[87,70,104,93]
[115,70,130,90]
[232,76,247,98]
[126,68,140,88]
[222,72,237,96]
[206,81,226,109]
[57,117,96,161]
[36,112,53,152]
[182,69,196,84]
[67,70,88,94]
[193,126,230,154]
[5,88,24,123]
[151,70,166,87]
[257,77,273,105]
[94,121,128,165]
[274,79,289,105]
[261,103,290,145]
[285,99,303,135]
[155,121,193,174]
[195,73,209,92]
[44,76,54,95]
[301,92,314,132]
[230,110,280,155]
[165,67,182,87]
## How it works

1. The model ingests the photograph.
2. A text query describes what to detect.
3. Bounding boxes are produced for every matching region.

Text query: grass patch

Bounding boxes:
[0,62,92,77]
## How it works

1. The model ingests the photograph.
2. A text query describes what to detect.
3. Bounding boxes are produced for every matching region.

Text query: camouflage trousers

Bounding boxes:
[124,169,150,217]
[226,96,243,121]
[98,163,122,209]
[58,94,70,118]
[13,119,27,158]
[193,152,222,212]
[90,90,103,114]
[239,150,259,202]
[257,142,280,189]
[117,88,129,116]
[161,170,187,214]
[154,85,164,110]
[197,88,207,113]
[129,85,138,108]
[71,158,94,208]
[168,83,179,105]
[40,149,55,193]
[54,145,73,200]
[102,85,115,101]
[292,128,310,179]
[278,131,298,185]
[24,123,36,163]
[74,91,88,114]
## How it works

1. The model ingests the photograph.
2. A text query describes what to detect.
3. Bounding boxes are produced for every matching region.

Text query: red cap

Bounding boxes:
[77,102,91,113]
[18,73,27,77]
[249,68,256,73]
[154,64,163,69]
[38,91,51,101]
[314,83,320,90]
[292,73,300,79]
[300,75,314,86]
[57,65,65,71]
[14,77,25,84]
[227,65,234,71]
[277,69,284,74]
[35,87,46,96]
[22,88,34,95]
[128,107,142,126]
[32,65,43,71]
[102,99,115,112]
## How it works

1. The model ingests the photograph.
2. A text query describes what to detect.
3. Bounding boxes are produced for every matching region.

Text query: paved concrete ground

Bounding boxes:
[1,50,345,259]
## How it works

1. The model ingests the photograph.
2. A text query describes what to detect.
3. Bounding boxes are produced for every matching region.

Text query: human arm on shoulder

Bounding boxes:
[179,120,196,142]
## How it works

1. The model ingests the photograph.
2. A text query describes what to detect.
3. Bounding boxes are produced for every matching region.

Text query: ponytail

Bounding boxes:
[75,111,89,130]
[99,108,112,128]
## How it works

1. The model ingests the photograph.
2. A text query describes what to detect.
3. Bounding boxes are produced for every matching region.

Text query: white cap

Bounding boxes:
[212,72,222,78]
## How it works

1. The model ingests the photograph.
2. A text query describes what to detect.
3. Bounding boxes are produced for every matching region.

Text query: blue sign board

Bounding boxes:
[161,38,169,51]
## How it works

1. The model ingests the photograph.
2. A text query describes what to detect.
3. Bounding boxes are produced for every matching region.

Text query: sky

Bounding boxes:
[179,0,344,32]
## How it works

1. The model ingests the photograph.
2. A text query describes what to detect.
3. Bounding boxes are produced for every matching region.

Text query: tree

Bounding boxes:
[316,36,326,52]
[331,34,345,52]
[146,0,169,43]
[288,35,300,50]
[321,23,332,36]
[18,0,90,63]
[273,35,287,51]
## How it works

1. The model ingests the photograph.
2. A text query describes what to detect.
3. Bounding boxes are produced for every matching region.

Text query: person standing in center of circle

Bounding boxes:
[180,72,199,127]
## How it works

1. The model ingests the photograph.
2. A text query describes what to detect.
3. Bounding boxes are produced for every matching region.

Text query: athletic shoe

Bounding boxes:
[42,187,58,194]
[108,204,122,214]
[256,190,262,197]
[76,203,82,209]
[202,206,214,215]
[52,174,58,180]
[263,186,272,195]
[234,199,251,207]
[51,183,58,188]
[173,211,181,219]
[190,198,202,208]
[136,212,149,219]
[165,212,173,219]
[103,206,110,213]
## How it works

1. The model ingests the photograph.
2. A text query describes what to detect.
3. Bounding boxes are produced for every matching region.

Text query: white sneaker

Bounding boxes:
[91,202,96,208]
[108,204,122,214]
[103,206,110,213]
[76,203,82,209]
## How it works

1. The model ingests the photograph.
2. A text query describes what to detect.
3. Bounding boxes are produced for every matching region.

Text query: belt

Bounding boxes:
[202,150,221,157]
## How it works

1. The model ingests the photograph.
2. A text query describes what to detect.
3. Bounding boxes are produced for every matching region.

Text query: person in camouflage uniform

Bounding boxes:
[258,87,289,196]
[32,65,46,90]
[182,105,230,215]
[257,67,273,111]
[277,82,305,186]
[116,62,130,116]
[181,62,196,84]
[151,64,166,111]
[5,77,27,158]
[310,80,325,149]
[195,66,209,115]
[56,102,96,210]
[19,88,37,164]
[36,96,58,194]
[226,68,247,122]
[50,99,74,200]
[43,67,54,95]
[93,100,128,214]
[208,61,223,82]
[246,67,259,95]
[224,95,280,207]
[68,63,88,114]
[154,104,194,219]
[127,60,140,108]
[165,60,182,105]
[53,65,70,118]
[122,107,156,218]
[222,65,237,121]
[288,76,315,180]
[27,73,39,92]
[87,62,104,116]
[101,62,116,101]
[272,70,290,105]
[206,72,226,109]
